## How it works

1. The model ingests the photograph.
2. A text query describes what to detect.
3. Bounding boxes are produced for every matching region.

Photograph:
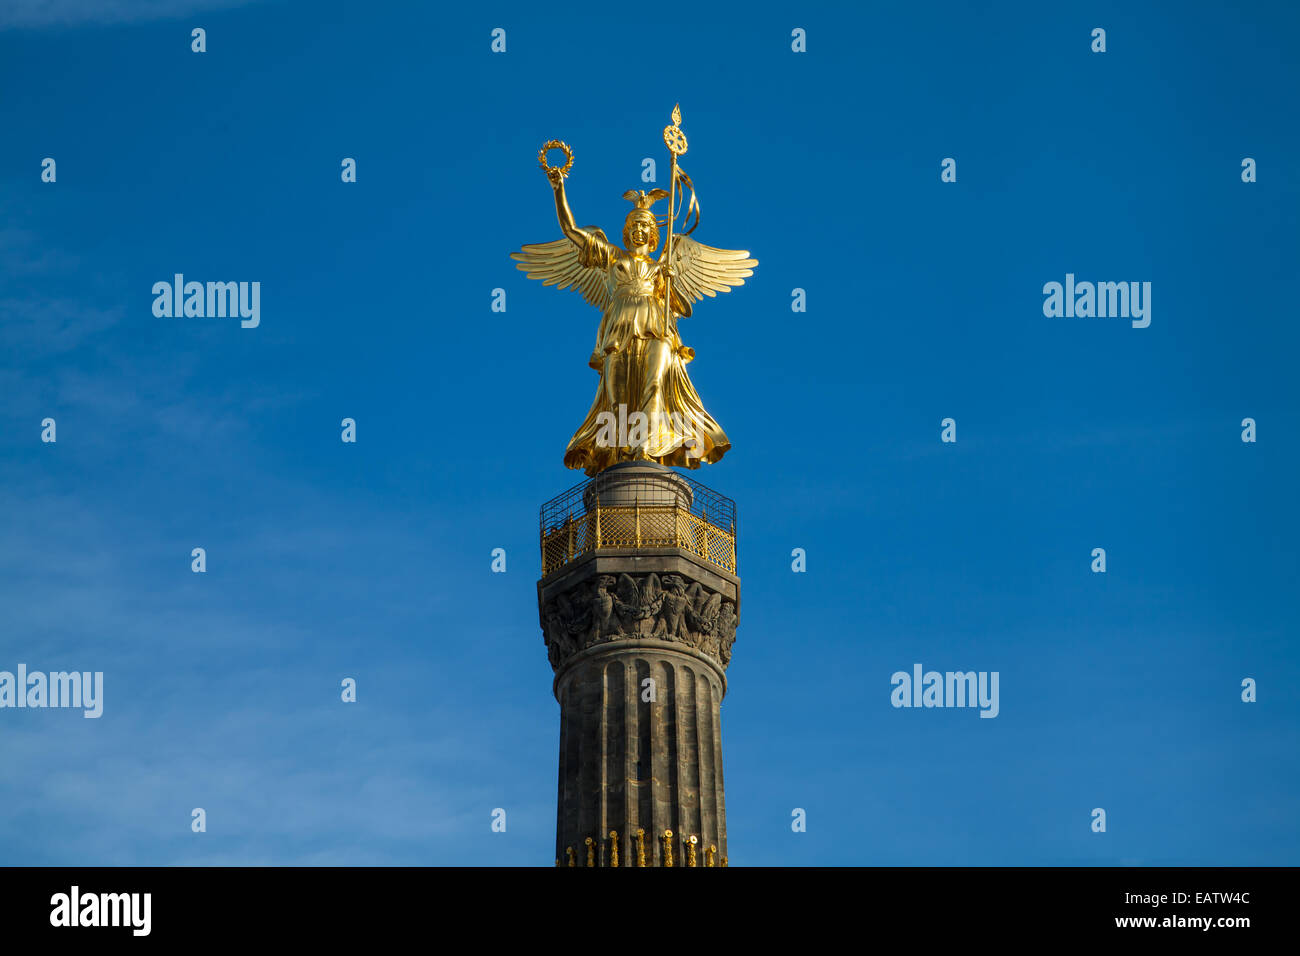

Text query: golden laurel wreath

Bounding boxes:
[538,139,574,178]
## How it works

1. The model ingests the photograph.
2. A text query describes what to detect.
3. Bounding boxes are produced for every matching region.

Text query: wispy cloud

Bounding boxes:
[0,481,504,865]
[0,296,123,358]
[0,0,263,30]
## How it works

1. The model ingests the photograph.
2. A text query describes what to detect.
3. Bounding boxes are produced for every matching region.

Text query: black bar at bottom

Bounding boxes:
[0,866,1281,942]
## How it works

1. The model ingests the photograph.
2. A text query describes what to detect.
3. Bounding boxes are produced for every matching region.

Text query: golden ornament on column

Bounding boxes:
[513,105,758,476]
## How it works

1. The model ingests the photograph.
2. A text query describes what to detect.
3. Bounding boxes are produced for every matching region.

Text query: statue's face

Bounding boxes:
[624,214,657,250]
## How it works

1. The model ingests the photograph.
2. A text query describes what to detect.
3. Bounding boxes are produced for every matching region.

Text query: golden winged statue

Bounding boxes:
[512,115,757,476]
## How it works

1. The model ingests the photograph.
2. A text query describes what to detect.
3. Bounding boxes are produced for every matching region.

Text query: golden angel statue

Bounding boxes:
[512,110,757,476]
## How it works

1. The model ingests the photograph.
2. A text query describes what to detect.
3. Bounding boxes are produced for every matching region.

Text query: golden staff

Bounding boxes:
[662,104,688,327]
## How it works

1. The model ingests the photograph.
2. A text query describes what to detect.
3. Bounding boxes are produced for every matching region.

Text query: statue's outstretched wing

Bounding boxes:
[666,235,757,308]
[511,228,611,311]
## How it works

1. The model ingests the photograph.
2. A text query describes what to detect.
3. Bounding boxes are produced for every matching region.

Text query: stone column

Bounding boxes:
[538,463,739,867]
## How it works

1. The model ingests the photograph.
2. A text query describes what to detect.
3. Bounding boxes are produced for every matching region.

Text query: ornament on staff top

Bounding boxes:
[511,105,757,476]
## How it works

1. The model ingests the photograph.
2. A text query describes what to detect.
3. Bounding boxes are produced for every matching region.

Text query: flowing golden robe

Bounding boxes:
[562,231,730,475]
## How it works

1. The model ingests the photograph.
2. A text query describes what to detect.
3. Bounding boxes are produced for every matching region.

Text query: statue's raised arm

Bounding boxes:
[549,168,588,248]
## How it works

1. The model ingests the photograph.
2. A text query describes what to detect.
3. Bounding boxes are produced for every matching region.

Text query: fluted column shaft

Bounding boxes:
[554,642,726,865]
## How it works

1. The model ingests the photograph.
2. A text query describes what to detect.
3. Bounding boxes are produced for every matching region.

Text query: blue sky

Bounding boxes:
[1,0,1297,865]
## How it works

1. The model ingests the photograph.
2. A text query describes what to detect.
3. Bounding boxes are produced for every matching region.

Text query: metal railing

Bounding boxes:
[540,471,737,576]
